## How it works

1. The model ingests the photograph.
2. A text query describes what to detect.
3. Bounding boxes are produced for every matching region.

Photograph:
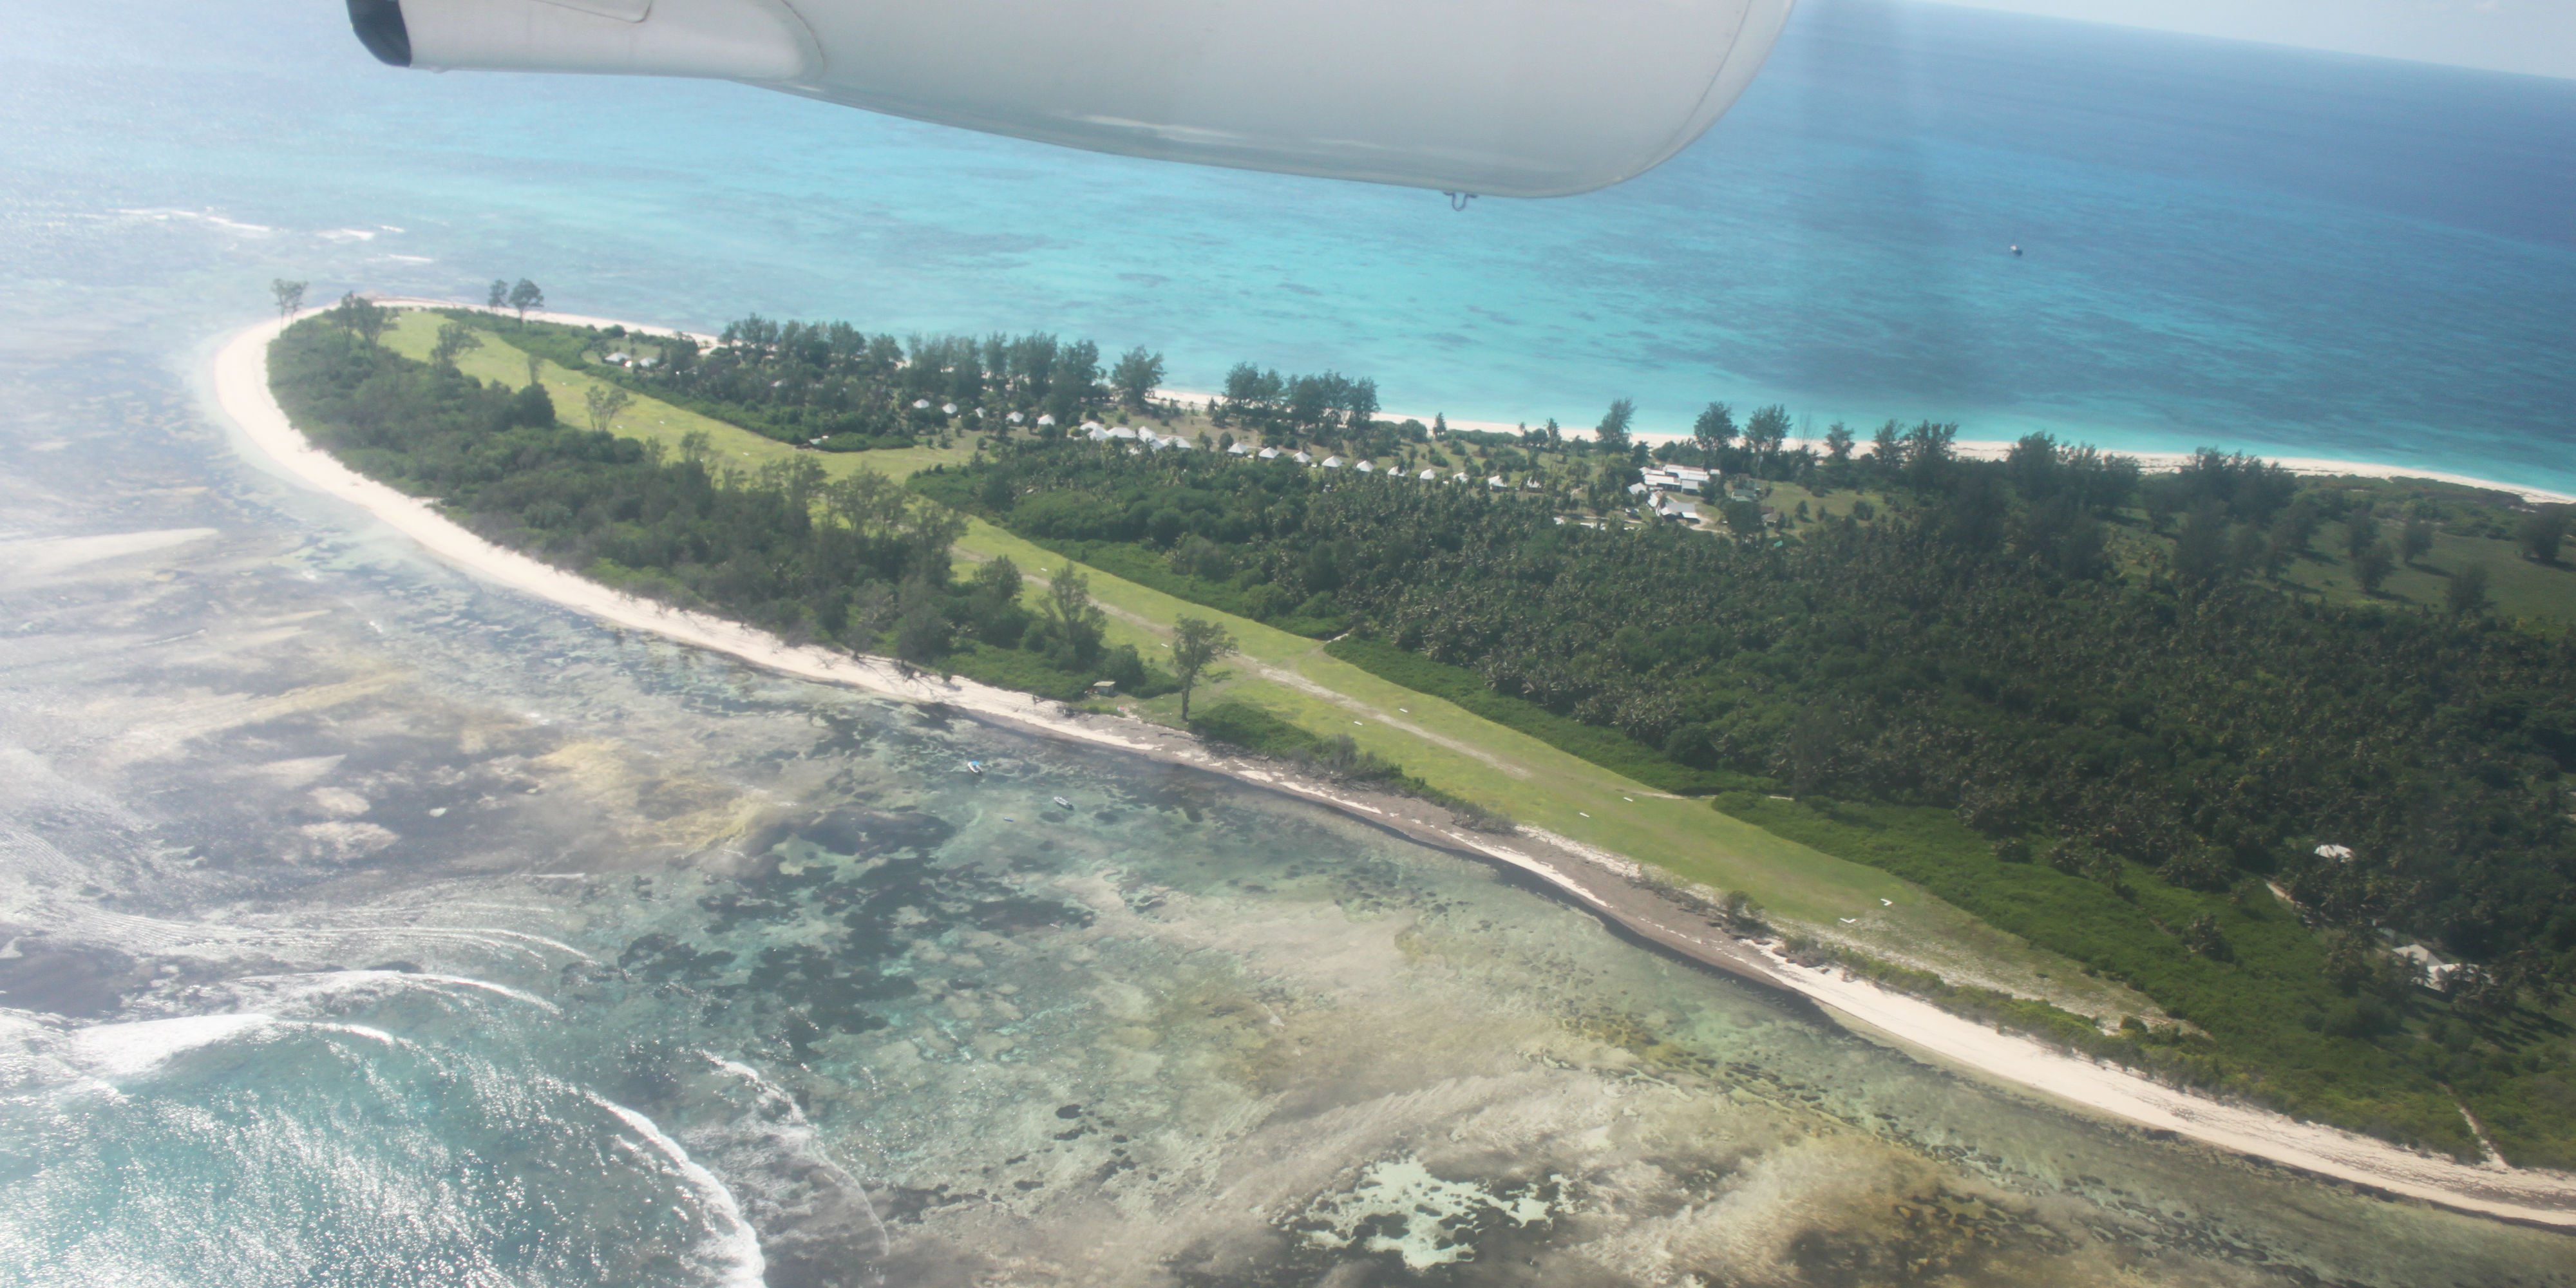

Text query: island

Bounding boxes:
[216,294,2576,1227]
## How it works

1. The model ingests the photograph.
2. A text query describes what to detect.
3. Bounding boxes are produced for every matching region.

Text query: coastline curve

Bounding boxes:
[209,309,2576,1231]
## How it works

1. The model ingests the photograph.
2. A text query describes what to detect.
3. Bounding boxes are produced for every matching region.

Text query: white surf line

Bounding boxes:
[586,1092,768,1288]
[214,312,2576,1228]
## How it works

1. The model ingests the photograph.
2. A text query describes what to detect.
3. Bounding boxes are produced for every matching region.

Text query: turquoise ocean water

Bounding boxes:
[4,0,2573,491]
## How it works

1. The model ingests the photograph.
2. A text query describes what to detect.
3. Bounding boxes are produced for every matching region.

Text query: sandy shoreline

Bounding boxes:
[213,311,2576,1229]
[1150,393,2574,506]
[379,302,2571,504]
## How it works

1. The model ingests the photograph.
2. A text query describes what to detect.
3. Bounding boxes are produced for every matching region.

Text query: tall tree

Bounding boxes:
[332,292,391,345]
[2353,540,2394,594]
[1595,398,1635,449]
[2446,562,2490,617]
[2400,516,2436,565]
[1111,346,1165,411]
[488,279,509,311]
[1745,404,1794,459]
[1168,616,1237,720]
[507,279,544,325]
[1823,422,1855,463]
[2519,506,2568,563]
[1041,564,1107,668]
[430,321,483,372]
[1691,402,1736,453]
[1348,378,1379,434]
[583,383,633,434]
[270,279,307,320]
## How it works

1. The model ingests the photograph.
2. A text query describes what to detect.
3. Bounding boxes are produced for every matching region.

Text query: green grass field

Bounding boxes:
[2280,520,2575,627]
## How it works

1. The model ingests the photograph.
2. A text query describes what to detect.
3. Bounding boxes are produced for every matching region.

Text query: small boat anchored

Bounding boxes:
[965,760,987,775]
[2009,243,2023,258]
[1051,796,1074,810]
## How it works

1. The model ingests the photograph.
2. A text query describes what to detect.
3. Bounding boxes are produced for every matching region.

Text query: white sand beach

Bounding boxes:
[214,310,2576,1229]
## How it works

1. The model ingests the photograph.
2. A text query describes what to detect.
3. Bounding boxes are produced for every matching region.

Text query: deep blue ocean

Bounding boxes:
[4,0,2573,491]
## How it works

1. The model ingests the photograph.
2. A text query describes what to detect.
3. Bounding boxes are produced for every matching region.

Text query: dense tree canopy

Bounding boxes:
[270,317,1164,701]
[918,438,2576,987]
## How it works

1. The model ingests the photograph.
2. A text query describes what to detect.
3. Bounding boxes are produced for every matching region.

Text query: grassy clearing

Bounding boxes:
[2278,521,2576,627]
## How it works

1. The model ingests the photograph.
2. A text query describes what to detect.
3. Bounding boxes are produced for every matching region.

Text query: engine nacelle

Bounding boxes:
[347,0,1797,197]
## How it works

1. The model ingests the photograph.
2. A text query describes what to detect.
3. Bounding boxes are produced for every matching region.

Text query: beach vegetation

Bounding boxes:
[2521,506,2568,564]
[268,314,1175,708]
[1168,616,1236,720]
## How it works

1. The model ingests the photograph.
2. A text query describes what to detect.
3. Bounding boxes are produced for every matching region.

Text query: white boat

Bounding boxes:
[1052,796,1074,810]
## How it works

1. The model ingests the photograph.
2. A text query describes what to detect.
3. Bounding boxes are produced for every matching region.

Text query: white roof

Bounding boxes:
[1086,426,1110,440]
[1452,471,1468,482]
[942,402,958,414]
[1036,413,1056,426]
[913,399,932,409]
[1228,442,1253,455]
[1083,421,1105,432]
[1256,446,1280,459]
[1628,482,1650,495]
[1355,460,1375,473]
[1418,468,1439,480]
[1007,411,1025,423]
[2315,843,2354,860]
[1672,466,1712,480]
[1110,426,1138,439]
[1321,455,1344,468]
[1292,450,1312,463]
[1487,475,1507,488]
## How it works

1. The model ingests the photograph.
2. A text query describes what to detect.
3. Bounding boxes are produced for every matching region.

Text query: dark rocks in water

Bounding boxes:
[0,936,149,1018]
[617,932,735,985]
[755,806,957,860]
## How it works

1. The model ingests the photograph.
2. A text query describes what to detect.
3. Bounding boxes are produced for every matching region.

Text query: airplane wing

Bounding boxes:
[345,0,1797,197]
